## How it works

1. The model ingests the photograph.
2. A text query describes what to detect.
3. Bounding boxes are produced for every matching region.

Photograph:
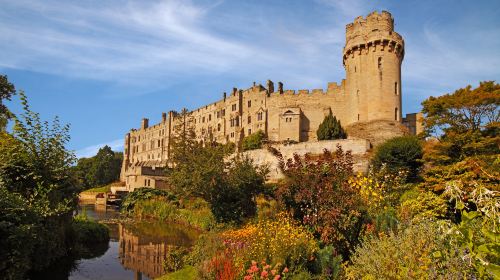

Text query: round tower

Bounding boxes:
[343,11,404,124]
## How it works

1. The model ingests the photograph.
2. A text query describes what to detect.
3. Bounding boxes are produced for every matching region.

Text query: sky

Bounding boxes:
[1,0,499,158]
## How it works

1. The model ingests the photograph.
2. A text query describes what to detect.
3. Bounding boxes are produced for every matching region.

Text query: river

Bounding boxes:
[34,203,200,280]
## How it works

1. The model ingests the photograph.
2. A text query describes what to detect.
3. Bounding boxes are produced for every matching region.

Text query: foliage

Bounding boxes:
[443,183,500,278]
[72,215,109,245]
[167,117,267,224]
[242,130,266,151]
[74,145,123,189]
[346,220,477,279]
[398,188,448,223]
[164,246,190,273]
[0,75,16,131]
[210,156,268,224]
[310,245,342,279]
[121,187,178,213]
[316,112,347,140]
[275,146,365,258]
[422,81,499,136]
[220,213,318,270]
[0,91,79,278]
[371,136,423,181]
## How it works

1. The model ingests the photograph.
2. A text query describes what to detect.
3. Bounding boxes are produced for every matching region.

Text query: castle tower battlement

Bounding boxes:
[343,10,404,124]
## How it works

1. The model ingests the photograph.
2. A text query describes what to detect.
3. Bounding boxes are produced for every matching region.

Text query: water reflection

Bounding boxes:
[39,204,200,280]
[118,222,199,279]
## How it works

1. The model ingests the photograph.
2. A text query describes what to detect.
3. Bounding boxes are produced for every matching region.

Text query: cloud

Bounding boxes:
[75,138,123,158]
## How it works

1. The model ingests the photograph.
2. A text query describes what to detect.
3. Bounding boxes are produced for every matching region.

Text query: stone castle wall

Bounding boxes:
[120,11,419,190]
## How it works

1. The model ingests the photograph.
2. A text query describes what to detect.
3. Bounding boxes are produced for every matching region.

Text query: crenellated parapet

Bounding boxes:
[343,11,404,65]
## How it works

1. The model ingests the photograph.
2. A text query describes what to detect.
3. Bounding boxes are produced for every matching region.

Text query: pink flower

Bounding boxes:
[271,269,276,275]
[274,276,281,280]
[244,276,252,280]
[282,267,289,273]
[261,270,268,278]
[264,265,270,270]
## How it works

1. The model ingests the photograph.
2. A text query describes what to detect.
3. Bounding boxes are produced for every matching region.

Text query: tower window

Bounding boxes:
[395,108,399,121]
[248,100,251,107]
[248,116,251,124]
[378,57,382,70]
[354,66,357,73]
[358,114,360,121]
[395,82,398,95]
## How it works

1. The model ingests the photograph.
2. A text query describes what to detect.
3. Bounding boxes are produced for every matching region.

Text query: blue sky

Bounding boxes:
[1,0,499,158]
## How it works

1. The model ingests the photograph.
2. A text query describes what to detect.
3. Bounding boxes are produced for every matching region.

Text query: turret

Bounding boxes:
[343,11,404,124]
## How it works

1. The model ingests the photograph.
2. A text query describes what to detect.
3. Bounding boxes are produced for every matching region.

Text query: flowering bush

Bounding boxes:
[243,260,289,280]
[221,213,318,270]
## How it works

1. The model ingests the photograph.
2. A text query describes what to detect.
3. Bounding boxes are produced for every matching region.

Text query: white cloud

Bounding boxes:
[75,138,123,158]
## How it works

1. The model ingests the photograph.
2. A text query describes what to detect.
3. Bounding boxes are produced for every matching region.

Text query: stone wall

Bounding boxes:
[243,139,371,182]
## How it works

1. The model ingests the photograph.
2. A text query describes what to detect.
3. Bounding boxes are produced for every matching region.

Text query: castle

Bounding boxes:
[120,11,421,190]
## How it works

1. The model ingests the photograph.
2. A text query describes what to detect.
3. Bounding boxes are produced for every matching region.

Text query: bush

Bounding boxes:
[398,189,447,223]
[242,130,266,151]
[275,146,366,259]
[371,136,423,181]
[121,188,178,213]
[72,216,109,245]
[317,112,347,140]
[346,220,477,279]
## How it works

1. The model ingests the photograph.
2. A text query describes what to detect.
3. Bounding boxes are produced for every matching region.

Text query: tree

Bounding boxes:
[371,136,423,181]
[317,112,347,140]
[74,146,123,189]
[241,130,265,151]
[0,91,78,278]
[0,75,16,131]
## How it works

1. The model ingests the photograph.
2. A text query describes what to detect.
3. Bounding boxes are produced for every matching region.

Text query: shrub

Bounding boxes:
[275,146,366,258]
[346,220,477,279]
[121,188,178,213]
[371,136,423,181]
[398,189,447,223]
[242,130,266,151]
[72,216,109,245]
[164,246,190,273]
[317,112,347,140]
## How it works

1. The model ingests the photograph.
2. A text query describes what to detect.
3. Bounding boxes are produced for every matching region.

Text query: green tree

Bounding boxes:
[74,146,123,189]
[0,75,16,131]
[241,130,265,151]
[0,91,79,278]
[371,136,423,181]
[316,112,347,140]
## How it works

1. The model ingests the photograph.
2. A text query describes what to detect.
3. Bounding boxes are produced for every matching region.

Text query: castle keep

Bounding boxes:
[120,11,418,190]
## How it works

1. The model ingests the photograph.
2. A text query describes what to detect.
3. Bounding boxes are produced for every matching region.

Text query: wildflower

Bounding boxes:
[274,276,281,280]
[283,267,289,273]
[261,270,269,278]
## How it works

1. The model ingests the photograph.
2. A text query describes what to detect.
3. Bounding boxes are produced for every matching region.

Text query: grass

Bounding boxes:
[156,266,197,280]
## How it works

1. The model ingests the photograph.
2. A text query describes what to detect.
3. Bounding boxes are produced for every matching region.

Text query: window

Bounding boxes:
[395,107,399,121]
[217,111,220,118]
[218,123,221,131]
[248,129,251,135]
[202,117,205,123]
[230,118,234,127]
[157,140,160,147]
[257,112,263,121]
[248,100,251,107]
[395,82,398,95]
[235,117,239,126]
[358,114,360,121]
[232,104,237,111]
[378,57,382,70]
[209,114,211,121]
[222,109,225,116]
[248,116,251,124]
[354,66,357,72]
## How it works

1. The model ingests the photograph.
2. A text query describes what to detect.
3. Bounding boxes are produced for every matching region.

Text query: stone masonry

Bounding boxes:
[120,11,421,190]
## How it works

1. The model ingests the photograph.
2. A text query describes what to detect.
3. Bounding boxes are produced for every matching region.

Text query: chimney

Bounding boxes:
[232,87,237,96]
[223,92,227,101]
[141,118,149,129]
[267,80,274,93]
[278,82,283,94]
[162,112,167,122]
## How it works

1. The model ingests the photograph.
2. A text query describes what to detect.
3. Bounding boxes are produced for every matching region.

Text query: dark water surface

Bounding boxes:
[36,203,199,280]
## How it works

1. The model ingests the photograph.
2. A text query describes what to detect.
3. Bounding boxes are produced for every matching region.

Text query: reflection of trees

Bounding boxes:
[118,223,198,279]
